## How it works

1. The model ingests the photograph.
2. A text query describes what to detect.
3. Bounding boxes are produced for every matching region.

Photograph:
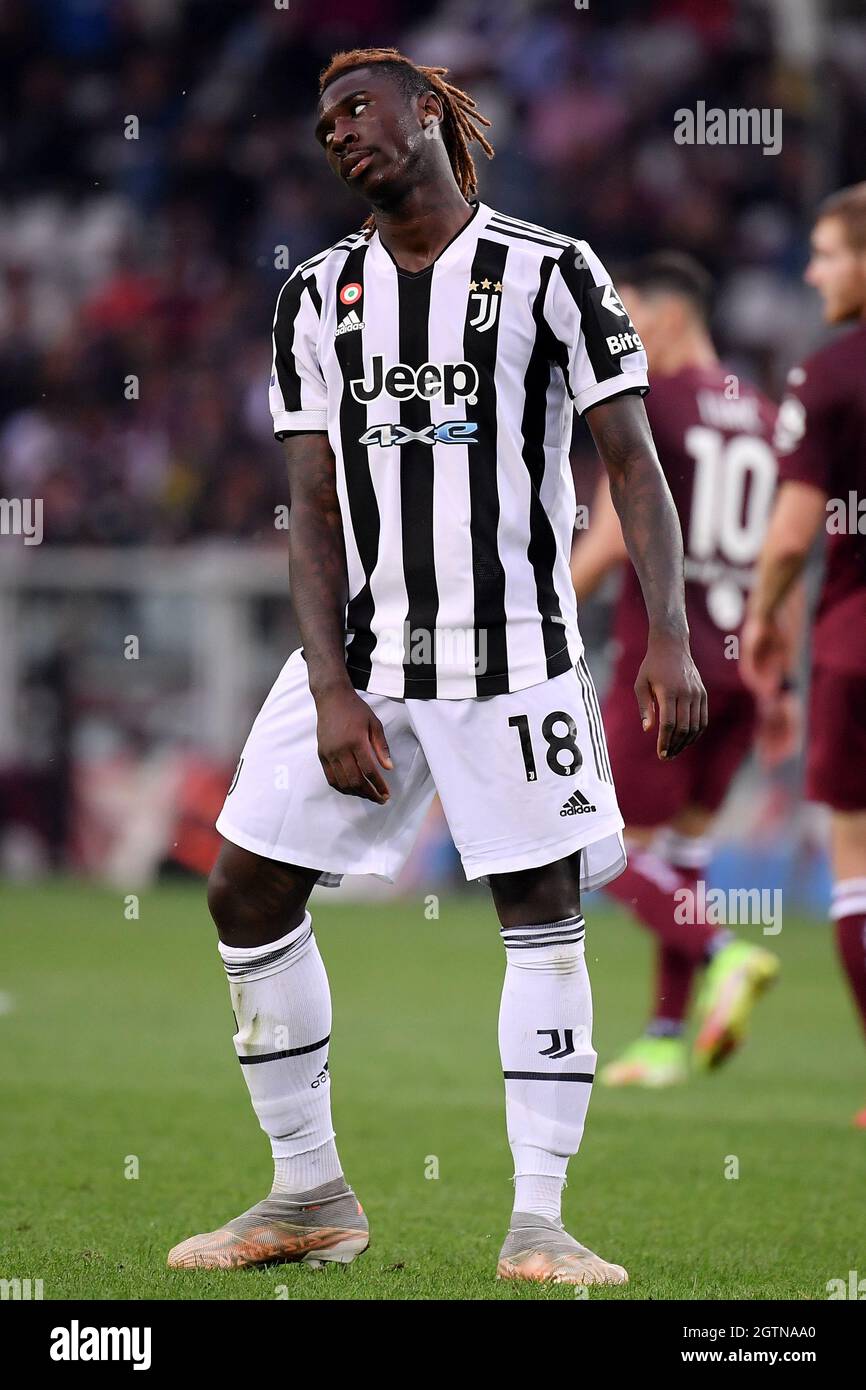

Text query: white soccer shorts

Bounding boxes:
[216,648,626,892]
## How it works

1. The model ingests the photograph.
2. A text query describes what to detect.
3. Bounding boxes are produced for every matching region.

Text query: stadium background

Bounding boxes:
[1,0,865,1303]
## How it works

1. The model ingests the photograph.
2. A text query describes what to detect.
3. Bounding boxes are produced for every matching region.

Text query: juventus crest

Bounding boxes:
[468,277,502,333]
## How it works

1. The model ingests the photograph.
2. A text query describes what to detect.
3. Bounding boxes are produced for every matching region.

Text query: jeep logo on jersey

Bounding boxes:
[605,329,644,356]
[350,356,479,406]
[359,421,478,448]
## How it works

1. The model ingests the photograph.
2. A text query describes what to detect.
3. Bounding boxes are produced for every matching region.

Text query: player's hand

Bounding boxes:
[315,687,393,803]
[634,630,707,760]
[740,614,789,698]
[755,689,801,769]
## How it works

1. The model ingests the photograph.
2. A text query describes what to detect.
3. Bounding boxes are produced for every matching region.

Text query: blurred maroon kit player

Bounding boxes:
[771,310,866,812]
[605,365,775,824]
[743,184,866,1126]
[573,254,784,1084]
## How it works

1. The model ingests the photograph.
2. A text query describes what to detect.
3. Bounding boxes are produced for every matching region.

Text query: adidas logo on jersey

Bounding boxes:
[560,790,596,816]
[336,310,364,336]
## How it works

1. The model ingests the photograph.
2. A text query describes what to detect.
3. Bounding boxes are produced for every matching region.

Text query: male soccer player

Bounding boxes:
[572,254,783,1087]
[743,184,866,1128]
[167,48,706,1284]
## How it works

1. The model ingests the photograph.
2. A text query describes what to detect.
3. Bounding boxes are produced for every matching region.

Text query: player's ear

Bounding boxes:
[419,91,443,131]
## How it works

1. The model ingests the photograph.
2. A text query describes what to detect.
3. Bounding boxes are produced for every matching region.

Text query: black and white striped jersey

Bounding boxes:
[270,201,648,699]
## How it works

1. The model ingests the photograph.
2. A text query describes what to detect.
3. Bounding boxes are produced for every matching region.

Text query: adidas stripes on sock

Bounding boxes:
[217,913,344,1194]
[498,914,596,1226]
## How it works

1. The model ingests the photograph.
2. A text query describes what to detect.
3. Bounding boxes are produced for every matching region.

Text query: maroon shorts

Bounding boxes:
[806,665,866,812]
[603,676,756,828]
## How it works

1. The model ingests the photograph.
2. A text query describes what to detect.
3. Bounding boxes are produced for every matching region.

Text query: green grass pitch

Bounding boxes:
[1,880,863,1301]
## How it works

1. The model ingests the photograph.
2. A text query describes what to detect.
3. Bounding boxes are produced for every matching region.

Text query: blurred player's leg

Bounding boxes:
[602,825,717,1086]
[650,827,724,1030]
[167,844,367,1270]
[603,939,694,1088]
[603,834,720,961]
[655,945,698,1032]
[603,819,780,1081]
[829,811,866,1127]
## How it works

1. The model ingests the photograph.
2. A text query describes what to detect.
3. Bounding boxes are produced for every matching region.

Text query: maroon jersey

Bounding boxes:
[613,364,777,688]
[774,323,866,674]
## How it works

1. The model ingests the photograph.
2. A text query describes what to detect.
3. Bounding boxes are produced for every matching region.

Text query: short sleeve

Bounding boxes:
[544,241,649,416]
[270,270,328,437]
[773,363,834,494]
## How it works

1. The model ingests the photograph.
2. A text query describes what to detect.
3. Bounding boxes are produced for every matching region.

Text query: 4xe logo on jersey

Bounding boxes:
[350,355,479,405]
[360,421,478,448]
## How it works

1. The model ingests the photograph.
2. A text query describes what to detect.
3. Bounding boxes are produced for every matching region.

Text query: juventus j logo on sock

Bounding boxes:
[537,1028,576,1059]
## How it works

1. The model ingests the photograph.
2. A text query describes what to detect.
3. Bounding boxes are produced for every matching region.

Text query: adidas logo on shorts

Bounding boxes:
[560,789,596,816]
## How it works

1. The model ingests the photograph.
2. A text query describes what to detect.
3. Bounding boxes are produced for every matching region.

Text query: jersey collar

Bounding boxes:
[370,200,491,278]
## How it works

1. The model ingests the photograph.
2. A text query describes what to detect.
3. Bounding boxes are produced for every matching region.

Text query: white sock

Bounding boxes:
[498,914,596,1226]
[218,913,343,1195]
[513,1170,566,1223]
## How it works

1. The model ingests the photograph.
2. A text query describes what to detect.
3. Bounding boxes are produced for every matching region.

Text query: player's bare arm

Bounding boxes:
[284,433,392,803]
[742,480,826,696]
[586,392,707,760]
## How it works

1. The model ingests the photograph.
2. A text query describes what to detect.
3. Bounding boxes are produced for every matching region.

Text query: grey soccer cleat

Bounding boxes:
[167,1177,369,1270]
[496,1212,628,1286]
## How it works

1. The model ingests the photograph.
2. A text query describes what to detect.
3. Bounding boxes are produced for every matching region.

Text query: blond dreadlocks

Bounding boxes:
[318,47,494,234]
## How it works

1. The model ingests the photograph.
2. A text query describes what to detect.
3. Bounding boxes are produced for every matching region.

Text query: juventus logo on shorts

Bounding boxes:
[467,278,502,333]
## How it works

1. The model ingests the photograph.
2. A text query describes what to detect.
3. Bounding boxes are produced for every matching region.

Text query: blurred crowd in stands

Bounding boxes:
[2,0,865,545]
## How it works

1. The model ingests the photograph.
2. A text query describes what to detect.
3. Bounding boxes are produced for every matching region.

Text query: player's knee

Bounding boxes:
[206,842,313,940]
[206,855,242,931]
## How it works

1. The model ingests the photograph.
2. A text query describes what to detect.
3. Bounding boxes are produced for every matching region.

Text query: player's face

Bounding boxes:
[315,69,437,203]
[805,217,866,323]
[619,285,665,367]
